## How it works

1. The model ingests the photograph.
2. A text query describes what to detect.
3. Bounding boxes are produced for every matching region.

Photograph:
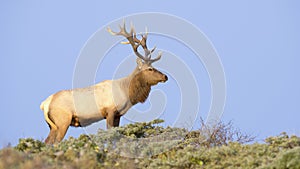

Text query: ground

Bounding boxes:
[1,119,300,169]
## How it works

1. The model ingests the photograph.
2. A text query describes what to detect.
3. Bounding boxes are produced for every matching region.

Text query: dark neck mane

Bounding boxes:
[125,71,151,105]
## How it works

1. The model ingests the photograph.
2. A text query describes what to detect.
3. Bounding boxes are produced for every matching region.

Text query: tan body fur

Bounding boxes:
[41,65,167,144]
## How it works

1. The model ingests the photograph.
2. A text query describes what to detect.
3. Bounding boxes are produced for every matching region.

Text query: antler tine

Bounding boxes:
[130,22,134,36]
[139,35,150,58]
[148,51,162,64]
[130,23,140,44]
[107,27,116,35]
[150,46,156,53]
[139,27,151,59]
[144,27,148,40]
[147,46,157,59]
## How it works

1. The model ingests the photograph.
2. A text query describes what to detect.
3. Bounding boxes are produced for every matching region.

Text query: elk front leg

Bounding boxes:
[106,112,114,129]
[113,115,120,126]
[106,111,120,129]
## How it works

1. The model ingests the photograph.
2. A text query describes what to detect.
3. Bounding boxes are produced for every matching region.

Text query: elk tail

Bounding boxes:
[40,95,58,130]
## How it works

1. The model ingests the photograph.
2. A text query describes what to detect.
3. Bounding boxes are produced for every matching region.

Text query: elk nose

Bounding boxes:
[164,75,168,81]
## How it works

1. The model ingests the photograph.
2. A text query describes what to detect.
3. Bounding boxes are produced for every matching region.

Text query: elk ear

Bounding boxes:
[136,58,144,69]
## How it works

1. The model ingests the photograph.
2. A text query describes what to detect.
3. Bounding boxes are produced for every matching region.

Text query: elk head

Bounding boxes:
[107,22,168,85]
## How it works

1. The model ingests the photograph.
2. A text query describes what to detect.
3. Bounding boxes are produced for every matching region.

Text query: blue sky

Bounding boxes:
[1,1,300,147]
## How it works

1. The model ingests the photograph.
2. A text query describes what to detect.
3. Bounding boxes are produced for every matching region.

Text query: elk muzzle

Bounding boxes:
[159,74,168,83]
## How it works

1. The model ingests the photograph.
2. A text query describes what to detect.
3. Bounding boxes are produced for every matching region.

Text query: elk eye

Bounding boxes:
[148,68,154,71]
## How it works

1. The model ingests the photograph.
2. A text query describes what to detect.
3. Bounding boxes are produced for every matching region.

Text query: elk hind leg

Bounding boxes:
[48,109,72,143]
[44,111,58,144]
[54,111,72,143]
[45,127,58,144]
[55,124,70,143]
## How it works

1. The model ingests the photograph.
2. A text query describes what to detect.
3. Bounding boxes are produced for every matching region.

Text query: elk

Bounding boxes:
[40,22,168,144]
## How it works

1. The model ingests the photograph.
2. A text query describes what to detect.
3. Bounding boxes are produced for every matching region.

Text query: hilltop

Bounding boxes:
[1,119,300,169]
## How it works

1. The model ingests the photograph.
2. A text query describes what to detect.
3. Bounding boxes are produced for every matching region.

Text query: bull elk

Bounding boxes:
[40,22,168,144]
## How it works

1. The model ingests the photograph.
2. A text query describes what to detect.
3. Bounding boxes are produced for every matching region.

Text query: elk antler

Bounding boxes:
[107,21,162,65]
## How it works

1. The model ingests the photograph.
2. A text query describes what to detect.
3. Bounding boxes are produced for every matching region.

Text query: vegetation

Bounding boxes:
[1,119,299,169]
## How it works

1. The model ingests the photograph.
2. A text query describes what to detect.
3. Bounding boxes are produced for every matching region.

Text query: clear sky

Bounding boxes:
[1,1,300,147]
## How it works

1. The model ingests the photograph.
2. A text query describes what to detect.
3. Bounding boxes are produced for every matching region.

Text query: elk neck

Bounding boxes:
[120,67,151,105]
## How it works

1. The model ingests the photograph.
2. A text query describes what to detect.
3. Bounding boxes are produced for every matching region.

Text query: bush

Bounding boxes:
[0,119,299,169]
[184,118,255,148]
